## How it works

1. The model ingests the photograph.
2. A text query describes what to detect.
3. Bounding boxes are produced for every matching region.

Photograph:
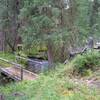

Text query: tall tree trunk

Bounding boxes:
[47,40,54,67]
[89,0,100,35]
[0,32,5,51]
[1,0,21,52]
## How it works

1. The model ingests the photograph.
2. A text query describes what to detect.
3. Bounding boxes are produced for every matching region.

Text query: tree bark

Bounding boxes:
[89,0,99,28]
[47,40,54,67]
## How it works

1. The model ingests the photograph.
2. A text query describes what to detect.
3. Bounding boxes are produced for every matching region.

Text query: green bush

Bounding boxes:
[71,51,100,76]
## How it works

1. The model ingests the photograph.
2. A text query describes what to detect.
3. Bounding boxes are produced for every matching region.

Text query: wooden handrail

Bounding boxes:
[0,58,22,67]
[15,55,43,64]
[0,57,23,80]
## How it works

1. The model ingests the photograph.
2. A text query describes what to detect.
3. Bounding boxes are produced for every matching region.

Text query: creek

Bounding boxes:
[27,56,49,73]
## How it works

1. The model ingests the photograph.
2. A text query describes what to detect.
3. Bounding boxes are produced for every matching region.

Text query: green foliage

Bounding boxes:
[0,75,100,100]
[0,52,15,61]
[18,0,100,61]
[19,0,73,51]
[0,52,100,99]
[71,51,100,76]
[0,52,27,67]
[0,52,16,67]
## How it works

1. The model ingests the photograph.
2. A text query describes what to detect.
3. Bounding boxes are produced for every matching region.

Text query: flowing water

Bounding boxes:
[27,57,49,73]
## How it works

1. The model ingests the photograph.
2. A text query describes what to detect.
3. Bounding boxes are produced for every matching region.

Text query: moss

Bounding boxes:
[0,52,16,68]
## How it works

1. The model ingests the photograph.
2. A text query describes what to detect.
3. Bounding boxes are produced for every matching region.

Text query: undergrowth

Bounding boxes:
[0,52,15,67]
[71,50,100,76]
[0,75,100,100]
[0,51,100,100]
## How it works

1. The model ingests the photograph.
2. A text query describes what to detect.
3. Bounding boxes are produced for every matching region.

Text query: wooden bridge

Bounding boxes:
[0,58,38,81]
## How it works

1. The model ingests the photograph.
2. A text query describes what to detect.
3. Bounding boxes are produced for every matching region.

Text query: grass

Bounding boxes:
[0,60,13,68]
[0,75,100,100]
[0,52,27,67]
[0,51,100,100]
[0,52,16,67]
[0,52,16,61]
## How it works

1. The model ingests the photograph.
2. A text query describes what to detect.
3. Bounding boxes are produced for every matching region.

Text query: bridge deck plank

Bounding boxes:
[0,66,37,81]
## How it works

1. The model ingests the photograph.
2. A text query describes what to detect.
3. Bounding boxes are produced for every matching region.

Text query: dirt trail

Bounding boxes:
[71,70,100,89]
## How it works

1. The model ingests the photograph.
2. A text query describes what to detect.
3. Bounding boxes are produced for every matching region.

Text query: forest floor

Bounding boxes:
[0,52,100,100]
[0,68,100,100]
[71,70,100,89]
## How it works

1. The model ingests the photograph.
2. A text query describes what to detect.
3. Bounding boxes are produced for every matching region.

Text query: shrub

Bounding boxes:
[71,51,100,76]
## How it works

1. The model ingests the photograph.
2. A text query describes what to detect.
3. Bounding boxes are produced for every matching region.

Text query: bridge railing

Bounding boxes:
[0,57,23,80]
[15,55,43,64]
[15,55,48,73]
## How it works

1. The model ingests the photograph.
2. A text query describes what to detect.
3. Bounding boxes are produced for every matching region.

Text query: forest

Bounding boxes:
[0,0,100,100]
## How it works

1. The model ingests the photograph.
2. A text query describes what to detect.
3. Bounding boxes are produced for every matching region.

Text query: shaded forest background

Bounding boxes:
[0,0,100,64]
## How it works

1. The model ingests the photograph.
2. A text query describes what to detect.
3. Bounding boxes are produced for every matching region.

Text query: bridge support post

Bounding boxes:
[21,67,23,81]
[0,94,4,100]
